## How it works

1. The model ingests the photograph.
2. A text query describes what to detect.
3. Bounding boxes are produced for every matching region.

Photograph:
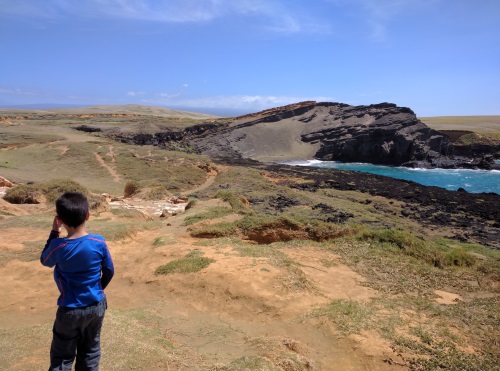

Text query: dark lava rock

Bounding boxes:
[301,102,451,166]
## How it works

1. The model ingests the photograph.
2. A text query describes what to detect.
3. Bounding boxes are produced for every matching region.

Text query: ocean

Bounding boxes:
[283,160,500,195]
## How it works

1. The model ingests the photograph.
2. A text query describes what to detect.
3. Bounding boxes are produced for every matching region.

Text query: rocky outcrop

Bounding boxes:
[188,101,468,168]
[108,101,496,169]
[300,102,452,166]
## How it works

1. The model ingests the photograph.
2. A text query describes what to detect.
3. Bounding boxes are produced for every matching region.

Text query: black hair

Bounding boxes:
[56,192,89,228]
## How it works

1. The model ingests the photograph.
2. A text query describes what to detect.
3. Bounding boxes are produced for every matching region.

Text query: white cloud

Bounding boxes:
[150,94,335,110]
[0,86,41,96]
[0,0,330,35]
[127,91,145,96]
[328,0,441,41]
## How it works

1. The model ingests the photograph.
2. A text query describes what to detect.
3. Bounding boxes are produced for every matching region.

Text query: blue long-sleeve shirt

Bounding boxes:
[41,231,114,307]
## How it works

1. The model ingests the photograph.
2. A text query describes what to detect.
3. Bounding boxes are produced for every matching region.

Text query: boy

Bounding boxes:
[41,192,114,370]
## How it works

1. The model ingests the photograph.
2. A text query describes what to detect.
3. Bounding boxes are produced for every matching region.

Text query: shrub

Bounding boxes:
[185,198,196,210]
[444,249,476,267]
[238,215,302,233]
[155,252,214,275]
[307,221,354,242]
[42,179,89,203]
[4,185,43,204]
[124,180,140,198]
[216,190,253,214]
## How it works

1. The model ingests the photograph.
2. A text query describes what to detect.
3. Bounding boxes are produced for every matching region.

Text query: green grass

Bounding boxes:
[89,220,162,241]
[456,132,500,146]
[155,250,215,275]
[183,206,234,226]
[109,208,145,219]
[0,119,212,195]
[309,299,374,334]
[0,132,65,149]
[0,213,53,230]
[0,239,47,267]
[189,222,239,238]
[222,356,278,371]
[216,190,254,214]
[152,236,177,247]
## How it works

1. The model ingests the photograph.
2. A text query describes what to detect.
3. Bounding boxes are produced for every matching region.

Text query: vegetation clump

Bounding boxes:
[189,222,238,238]
[124,180,140,198]
[4,184,44,204]
[183,206,234,226]
[41,179,89,203]
[216,190,254,215]
[4,179,89,204]
[155,250,215,275]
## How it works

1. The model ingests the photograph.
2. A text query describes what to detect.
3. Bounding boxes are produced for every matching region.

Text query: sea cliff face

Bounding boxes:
[299,102,451,166]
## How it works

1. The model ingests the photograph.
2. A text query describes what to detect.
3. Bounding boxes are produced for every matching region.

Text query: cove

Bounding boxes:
[284,160,500,195]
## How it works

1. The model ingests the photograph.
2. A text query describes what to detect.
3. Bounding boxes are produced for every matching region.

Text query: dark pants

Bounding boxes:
[49,298,107,371]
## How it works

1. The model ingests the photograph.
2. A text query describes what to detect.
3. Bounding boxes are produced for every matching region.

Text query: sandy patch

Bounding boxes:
[434,289,463,304]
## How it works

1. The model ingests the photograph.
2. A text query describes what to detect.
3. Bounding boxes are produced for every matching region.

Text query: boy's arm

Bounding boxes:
[101,266,114,289]
[40,216,63,265]
[100,242,114,289]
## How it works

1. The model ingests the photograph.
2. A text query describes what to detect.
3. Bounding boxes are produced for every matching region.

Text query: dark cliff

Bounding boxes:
[299,102,452,166]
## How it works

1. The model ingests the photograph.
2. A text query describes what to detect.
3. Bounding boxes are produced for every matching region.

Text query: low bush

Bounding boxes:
[185,198,196,210]
[4,185,43,204]
[216,190,253,214]
[42,179,89,203]
[307,221,354,242]
[238,215,302,233]
[443,249,476,267]
[124,180,140,198]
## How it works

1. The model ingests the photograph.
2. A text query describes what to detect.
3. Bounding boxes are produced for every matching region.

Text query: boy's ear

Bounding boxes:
[85,211,90,221]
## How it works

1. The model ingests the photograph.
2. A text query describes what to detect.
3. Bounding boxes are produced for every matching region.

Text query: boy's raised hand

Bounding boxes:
[52,216,63,233]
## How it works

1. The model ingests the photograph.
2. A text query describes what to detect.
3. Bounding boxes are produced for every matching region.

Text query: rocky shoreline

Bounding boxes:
[215,157,500,249]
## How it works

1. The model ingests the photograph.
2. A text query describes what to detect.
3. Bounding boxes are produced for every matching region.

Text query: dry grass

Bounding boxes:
[420,116,500,134]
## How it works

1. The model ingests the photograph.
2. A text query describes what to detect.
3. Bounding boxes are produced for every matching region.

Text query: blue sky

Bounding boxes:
[0,0,499,116]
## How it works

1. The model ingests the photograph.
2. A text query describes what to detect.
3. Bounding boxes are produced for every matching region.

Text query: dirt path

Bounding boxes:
[94,152,121,183]
[181,173,217,196]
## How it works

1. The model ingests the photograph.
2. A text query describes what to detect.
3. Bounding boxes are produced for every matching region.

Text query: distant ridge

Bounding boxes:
[0,104,218,119]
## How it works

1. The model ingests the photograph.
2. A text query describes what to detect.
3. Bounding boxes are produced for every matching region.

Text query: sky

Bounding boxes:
[0,0,499,117]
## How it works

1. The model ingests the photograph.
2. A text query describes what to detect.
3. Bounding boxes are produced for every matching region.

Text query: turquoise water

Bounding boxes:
[284,160,500,194]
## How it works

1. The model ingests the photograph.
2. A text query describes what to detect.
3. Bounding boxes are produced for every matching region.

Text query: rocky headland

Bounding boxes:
[112,101,498,170]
